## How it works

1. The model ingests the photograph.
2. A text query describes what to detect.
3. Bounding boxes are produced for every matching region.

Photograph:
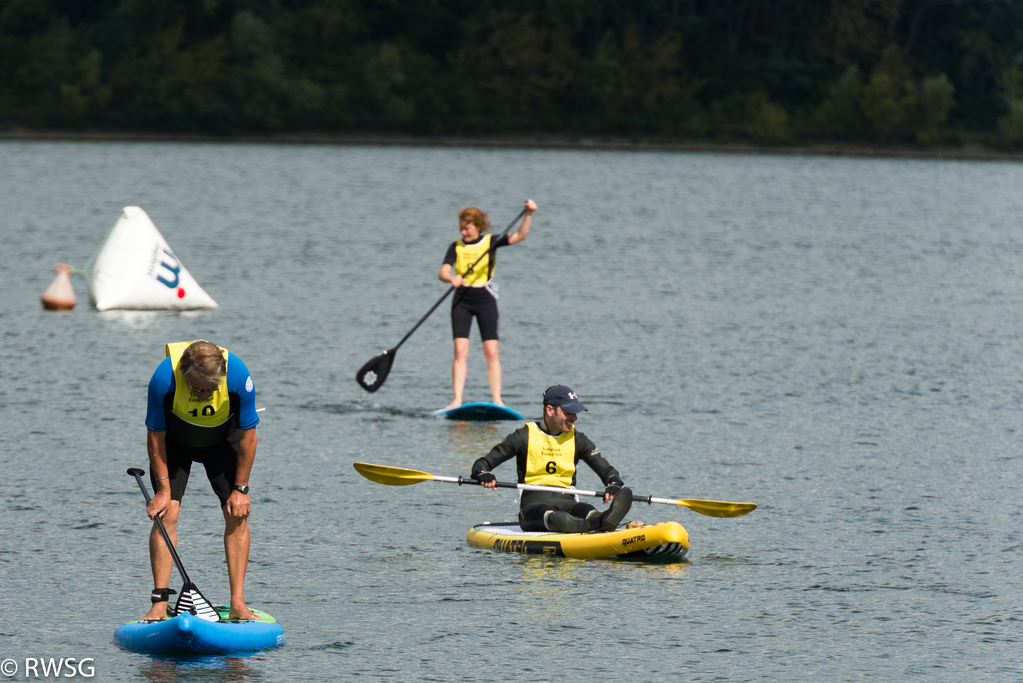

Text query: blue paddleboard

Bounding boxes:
[114,607,284,654]
[432,402,523,421]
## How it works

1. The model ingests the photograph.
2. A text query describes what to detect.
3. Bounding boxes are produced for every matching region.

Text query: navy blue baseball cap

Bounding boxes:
[542,385,587,413]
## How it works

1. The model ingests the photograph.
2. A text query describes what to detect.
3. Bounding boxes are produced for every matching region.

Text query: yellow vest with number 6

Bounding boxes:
[166,341,231,450]
[525,422,575,487]
[454,234,493,286]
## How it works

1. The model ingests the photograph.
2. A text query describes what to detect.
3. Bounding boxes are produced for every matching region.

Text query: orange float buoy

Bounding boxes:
[40,264,77,310]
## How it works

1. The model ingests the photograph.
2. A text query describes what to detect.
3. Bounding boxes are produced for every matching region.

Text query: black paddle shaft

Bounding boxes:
[356,206,528,392]
[126,467,194,586]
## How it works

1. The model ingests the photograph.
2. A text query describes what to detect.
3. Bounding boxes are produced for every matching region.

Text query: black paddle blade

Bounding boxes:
[174,581,220,622]
[356,349,395,392]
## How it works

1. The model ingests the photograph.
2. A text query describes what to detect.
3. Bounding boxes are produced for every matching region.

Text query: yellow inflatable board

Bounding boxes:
[467,521,689,560]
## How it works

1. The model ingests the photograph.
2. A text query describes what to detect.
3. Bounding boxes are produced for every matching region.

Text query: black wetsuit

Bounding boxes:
[444,234,509,341]
[471,422,622,531]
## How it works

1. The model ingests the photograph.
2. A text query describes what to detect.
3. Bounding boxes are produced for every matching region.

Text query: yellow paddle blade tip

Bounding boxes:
[677,499,758,518]
[353,462,435,486]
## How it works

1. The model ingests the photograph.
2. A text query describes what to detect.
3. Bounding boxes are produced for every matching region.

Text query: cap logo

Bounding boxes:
[568,391,577,400]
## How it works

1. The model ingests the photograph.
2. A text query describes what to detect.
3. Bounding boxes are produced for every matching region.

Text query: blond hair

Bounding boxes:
[179,341,226,385]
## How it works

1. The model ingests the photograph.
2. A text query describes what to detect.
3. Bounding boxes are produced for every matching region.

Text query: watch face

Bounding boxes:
[235,485,249,494]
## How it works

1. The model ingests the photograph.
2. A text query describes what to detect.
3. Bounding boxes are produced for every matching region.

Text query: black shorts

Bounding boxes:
[519,490,597,531]
[152,439,238,507]
[451,287,499,341]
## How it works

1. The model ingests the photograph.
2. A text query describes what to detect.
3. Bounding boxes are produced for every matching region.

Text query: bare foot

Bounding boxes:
[140,603,170,622]
[228,604,258,621]
[441,401,462,411]
[492,399,506,406]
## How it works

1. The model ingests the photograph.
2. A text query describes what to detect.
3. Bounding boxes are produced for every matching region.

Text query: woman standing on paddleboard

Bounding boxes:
[438,199,537,410]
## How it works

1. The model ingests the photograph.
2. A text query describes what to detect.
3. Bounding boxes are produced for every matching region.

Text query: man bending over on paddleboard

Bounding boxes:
[438,199,537,410]
[471,385,633,533]
[140,341,260,622]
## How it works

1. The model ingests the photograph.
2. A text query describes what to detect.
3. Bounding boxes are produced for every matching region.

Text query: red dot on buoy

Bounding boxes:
[177,288,186,298]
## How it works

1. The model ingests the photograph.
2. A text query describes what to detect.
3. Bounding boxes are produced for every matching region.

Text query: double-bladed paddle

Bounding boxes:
[126,468,220,622]
[352,462,757,518]
[355,207,528,392]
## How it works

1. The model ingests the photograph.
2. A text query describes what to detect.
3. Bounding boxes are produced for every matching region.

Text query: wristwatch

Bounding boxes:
[233,484,249,495]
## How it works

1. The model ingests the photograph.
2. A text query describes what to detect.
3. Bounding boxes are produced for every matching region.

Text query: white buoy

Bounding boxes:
[40,264,77,311]
[87,207,218,311]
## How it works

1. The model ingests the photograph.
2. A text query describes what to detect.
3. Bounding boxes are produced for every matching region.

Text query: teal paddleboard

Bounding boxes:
[432,402,523,421]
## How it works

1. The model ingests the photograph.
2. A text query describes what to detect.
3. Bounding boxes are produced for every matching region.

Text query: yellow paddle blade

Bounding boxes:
[353,462,435,486]
[677,499,757,518]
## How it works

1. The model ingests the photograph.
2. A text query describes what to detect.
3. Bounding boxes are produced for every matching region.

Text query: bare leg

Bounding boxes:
[444,337,470,410]
[482,339,503,405]
[223,507,257,620]
[141,501,180,621]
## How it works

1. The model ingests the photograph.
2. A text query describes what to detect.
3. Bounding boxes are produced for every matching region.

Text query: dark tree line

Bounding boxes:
[2,0,1022,147]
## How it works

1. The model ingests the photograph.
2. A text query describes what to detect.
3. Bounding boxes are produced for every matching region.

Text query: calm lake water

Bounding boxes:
[1,141,1021,682]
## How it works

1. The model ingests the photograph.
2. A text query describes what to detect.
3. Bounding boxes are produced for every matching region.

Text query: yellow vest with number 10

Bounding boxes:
[454,234,493,286]
[167,341,230,430]
[525,422,575,487]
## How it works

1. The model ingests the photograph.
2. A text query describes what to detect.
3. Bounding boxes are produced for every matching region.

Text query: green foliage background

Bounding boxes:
[2,0,1022,147]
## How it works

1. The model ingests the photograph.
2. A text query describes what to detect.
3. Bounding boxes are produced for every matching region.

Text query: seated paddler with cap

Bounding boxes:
[141,340,260,622]
[471,385,633,533]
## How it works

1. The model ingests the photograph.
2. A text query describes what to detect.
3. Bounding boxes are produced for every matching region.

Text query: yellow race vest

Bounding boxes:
[524,422,576,487]
[166,341,231,450]
[454,234,493,286]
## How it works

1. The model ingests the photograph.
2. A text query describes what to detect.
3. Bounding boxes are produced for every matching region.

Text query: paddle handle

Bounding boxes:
[126,468,192,586]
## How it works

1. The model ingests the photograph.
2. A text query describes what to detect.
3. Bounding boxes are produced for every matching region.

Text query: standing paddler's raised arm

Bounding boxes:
[506,199,537,245]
